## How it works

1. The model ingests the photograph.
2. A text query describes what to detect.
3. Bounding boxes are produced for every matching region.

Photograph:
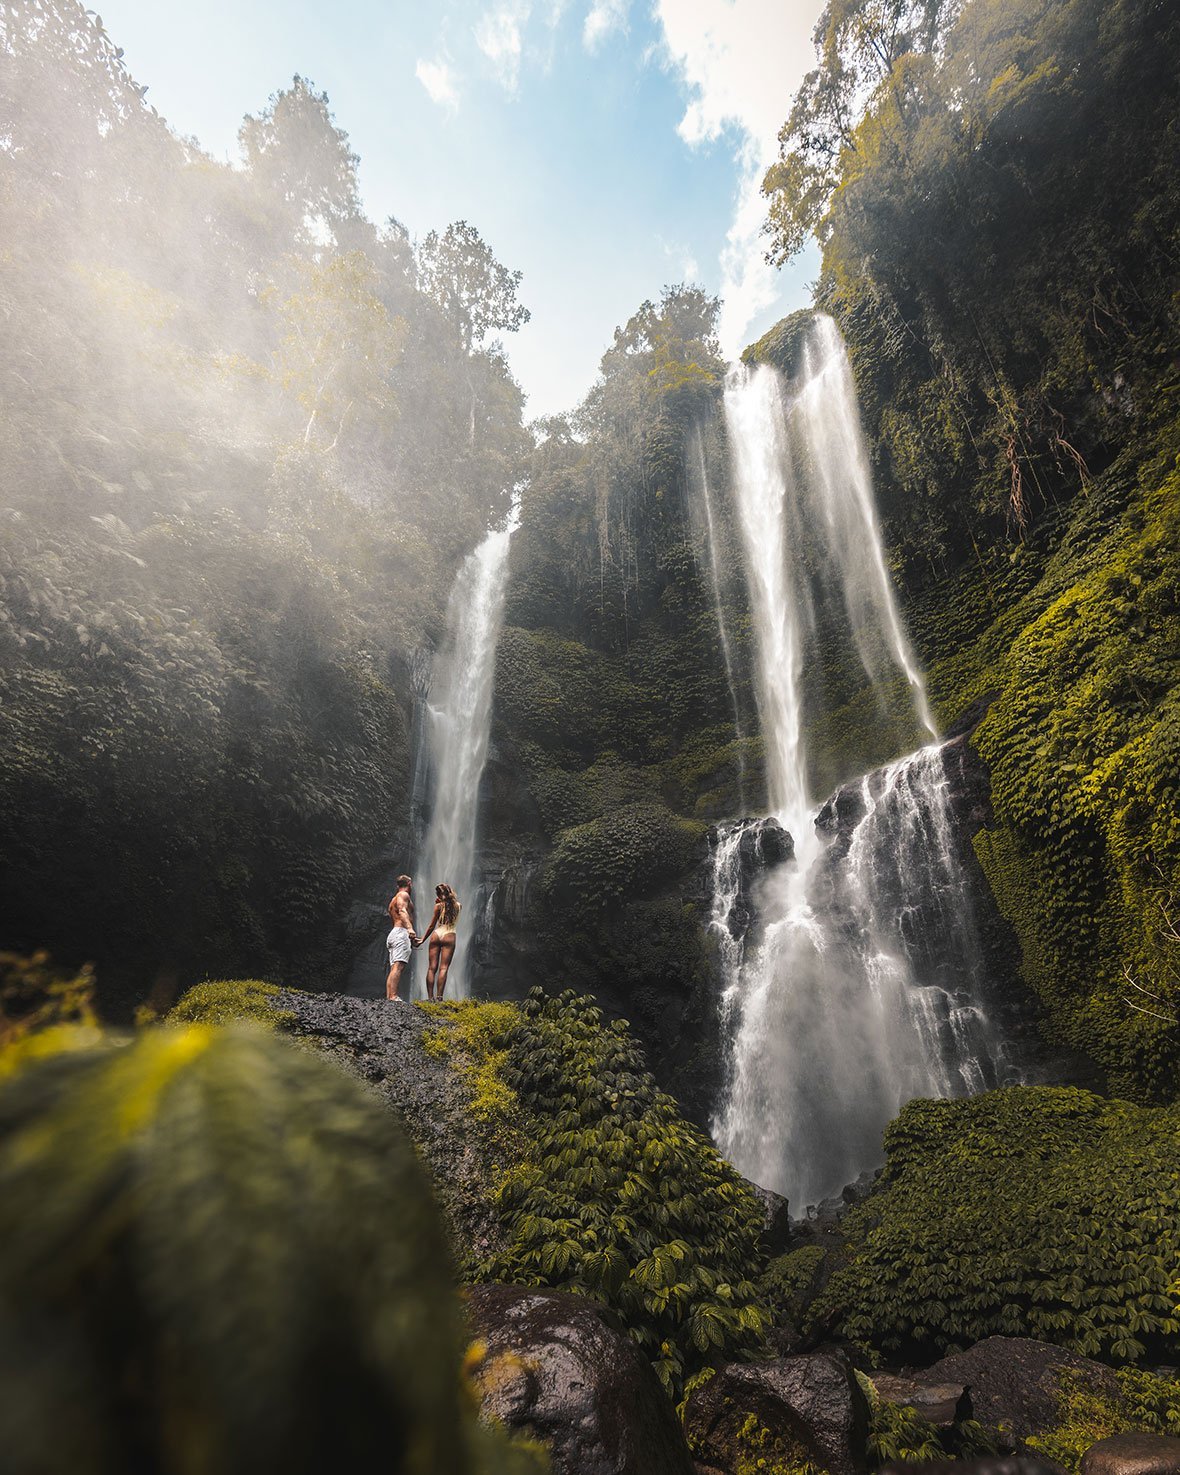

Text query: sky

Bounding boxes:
[98,0,824,419]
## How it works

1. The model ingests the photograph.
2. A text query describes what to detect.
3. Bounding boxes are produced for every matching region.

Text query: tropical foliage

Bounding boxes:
[811,1086,1180,1365]
[479,990,770,1398]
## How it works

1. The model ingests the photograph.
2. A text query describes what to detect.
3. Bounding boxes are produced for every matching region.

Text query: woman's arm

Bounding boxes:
[415,901,442,948]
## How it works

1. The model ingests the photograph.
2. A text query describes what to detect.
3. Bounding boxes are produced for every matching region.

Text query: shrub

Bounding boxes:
[812,1085,1180,1365]
[0,1023,543,1474]
[480,988,770,1397]
[543,803,705,916]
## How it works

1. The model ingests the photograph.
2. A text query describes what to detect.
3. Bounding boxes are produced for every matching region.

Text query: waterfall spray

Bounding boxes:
[710,316,1010,1206]
[416,499,519,999]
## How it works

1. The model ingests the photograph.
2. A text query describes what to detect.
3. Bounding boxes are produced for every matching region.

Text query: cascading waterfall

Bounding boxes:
[691,427,747,805]
[711,315,1010,1207]
[415,499,519,999]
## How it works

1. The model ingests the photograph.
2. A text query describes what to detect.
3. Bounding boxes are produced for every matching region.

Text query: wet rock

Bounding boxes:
[466,1283,694,1475]
[878,1458,1064,1475]
[275,990,506,1265]
[870,1373,971,1429]
[1081,1434,1180,1475]
[684,1352,868,1475]
[748,1181,792,1254]
[925,1337,1119,1450]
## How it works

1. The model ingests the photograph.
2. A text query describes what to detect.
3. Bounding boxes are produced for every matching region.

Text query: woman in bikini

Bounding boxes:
[417,883,461,1000]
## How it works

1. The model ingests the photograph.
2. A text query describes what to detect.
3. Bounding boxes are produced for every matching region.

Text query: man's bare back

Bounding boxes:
[385,875,418,1001]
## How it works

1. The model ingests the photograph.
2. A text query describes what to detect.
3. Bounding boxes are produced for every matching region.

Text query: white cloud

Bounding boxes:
[583,0,629,51]
[655,0,821,354]
[415,57,460,111]
[475,2,531,94]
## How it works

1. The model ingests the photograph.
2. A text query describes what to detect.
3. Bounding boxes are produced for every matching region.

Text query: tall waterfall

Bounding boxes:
[416,501,519,999]
[711,315,1010,1207]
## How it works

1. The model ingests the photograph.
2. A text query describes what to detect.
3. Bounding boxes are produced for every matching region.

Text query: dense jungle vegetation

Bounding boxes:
[0,1,530,1008]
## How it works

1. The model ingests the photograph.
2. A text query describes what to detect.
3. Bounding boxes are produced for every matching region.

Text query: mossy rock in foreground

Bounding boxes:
[0,1024,544,1475]
[812,1085,1180,1367]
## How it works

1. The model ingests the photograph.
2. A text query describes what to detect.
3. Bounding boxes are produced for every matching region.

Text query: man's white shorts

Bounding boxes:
[387,927,411,966]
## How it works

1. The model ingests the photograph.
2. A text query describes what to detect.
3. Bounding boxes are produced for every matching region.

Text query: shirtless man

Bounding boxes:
[385,874,418,1002]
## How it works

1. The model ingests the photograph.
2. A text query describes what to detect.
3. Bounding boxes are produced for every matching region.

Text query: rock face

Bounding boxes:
[684,1353,869,1475]
[748,1181,792,1255]
[1081,1434,1180,1475]
[925,1336,1120,1450]
[465,1284,694,1475]
[275,990,506,1265]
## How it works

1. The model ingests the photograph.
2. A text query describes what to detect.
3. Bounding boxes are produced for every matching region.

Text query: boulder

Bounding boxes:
[878,1459,1064,1475]
[684,1352,869,1475]
[1081,1434,1180,1475]
[925,1337,1119,1450]
[871,1373,971,1430]
[748,1181,792,1255]
[465,1283,694,1475]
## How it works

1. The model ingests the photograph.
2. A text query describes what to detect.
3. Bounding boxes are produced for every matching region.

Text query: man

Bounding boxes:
[385,874,417,1002]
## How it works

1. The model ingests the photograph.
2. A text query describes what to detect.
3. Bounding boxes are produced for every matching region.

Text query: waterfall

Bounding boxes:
[711,315,1010,1207]
[415,500,519,999]
[691,426,747,806]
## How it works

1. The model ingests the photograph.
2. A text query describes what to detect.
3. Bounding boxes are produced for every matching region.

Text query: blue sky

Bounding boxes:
[99,0,823,418]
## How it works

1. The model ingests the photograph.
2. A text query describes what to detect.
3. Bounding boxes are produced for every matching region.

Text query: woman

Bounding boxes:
[417,883,461,1001]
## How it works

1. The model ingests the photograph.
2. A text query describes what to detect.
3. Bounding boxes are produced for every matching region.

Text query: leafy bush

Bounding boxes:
[480,989,770,1397]
[812,1086,1180,1365]
[543,803,705,915]
[758,1246,826,1327]
[0,1023,543,1474]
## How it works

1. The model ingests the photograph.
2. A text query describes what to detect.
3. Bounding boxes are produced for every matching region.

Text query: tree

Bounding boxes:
[416,221,530,353]
[763,0,961,265]
[239,76,362,244]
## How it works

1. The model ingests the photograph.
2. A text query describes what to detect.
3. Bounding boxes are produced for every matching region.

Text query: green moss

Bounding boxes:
[168,978,294,1030]
[911,446,1180,1099]
[421,1001,522,1136]
[1026,1367,1180,1473]
[812,1085,1180,1365]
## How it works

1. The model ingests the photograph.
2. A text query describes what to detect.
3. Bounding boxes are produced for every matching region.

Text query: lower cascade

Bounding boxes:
[711,316,1017,1207]
[416,499,520,999]
[712,742,1016,1208]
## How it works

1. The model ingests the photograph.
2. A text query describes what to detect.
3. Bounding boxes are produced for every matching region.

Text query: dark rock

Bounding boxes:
[275,990,506,1265]
[465,1283,694,1475]
[684,1352,869,1475]
[1081,1434,1180,1475]
[748,1181,792,1254]
[880,1458,1065,1475]
[925,1337,1119,1450]
[871,1373,971,1429]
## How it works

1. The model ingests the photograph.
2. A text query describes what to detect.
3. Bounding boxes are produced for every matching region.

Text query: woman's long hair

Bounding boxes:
[437,884,459,928]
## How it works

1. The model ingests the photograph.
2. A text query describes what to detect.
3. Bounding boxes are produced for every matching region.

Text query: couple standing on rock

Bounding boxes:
[386,874,462,1003]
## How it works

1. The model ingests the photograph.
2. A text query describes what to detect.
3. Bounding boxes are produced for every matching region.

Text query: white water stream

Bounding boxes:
[415,500,519,999]
[711,316,1009,1206]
